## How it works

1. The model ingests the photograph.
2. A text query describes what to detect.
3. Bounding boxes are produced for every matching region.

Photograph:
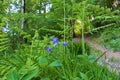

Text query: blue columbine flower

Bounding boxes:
[46,47,52,52]
[63,42,68,46]
[51,37,59,46]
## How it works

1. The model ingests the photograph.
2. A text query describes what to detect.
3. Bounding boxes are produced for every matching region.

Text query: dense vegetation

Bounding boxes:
[0,0,120,80]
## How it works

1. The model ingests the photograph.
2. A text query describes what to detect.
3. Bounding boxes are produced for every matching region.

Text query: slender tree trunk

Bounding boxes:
[21,0,25,29]
[20,0,25,43]
[43,3,46,18]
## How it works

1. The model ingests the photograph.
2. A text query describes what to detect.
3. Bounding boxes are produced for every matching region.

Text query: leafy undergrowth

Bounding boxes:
[0,37,120,80]
[101,27,120,51]
[90,27,120,52]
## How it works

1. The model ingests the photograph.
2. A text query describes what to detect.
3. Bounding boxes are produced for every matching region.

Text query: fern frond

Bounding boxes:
[0,32,10,52]
[85,23,115,34]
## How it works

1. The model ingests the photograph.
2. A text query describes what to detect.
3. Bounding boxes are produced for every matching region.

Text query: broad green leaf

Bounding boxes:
[80,72,88,80]
[22,67,39,80]
[48,60,62,67]
[38,56,48,67]
[88,54,96,62]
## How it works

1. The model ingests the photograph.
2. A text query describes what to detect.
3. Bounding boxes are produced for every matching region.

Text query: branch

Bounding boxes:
[94,51,107,63]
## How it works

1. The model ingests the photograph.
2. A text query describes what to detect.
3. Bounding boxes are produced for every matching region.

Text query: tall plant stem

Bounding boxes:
[63,0,66,55]
[64,0,66,42]
[81,1,86,55]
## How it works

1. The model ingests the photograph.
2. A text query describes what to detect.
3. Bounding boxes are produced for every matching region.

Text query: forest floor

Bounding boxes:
[73,36,120,74]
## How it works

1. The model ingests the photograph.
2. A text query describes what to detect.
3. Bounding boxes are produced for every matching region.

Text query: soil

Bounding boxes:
[73,36,120,74]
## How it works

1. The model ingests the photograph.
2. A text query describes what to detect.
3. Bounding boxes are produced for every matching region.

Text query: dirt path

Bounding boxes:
[85,38,120,59]
[73,37,120,74]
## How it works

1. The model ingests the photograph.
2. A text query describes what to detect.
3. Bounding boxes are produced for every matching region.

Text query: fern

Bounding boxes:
[0,32,47,79]
[85,23,116,34]
[0,51,40,80]
[0,32,10,52]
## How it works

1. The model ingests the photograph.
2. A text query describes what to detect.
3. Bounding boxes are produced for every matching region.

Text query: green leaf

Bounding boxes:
[7,69,19,80]
[26,58,34,66]
[80,72,88,80]
[0,32,10,52]
[88,55,96,62]
[41,77,50,80]
[73,77,81,80]
[1,66,12,75]
[48,60,62,67]
[22,67,39,80]
[38,56,48,67]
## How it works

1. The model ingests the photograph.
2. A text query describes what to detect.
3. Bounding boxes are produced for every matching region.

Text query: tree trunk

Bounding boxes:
[21,0,25,29]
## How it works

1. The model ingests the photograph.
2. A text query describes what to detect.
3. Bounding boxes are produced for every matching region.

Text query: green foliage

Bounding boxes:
[0,0,11,14]
[68,41,90,55]
[80,72,88,80]
[101,27,120,51]
[0,32,10,52]
[109,39,120,51]
[87,4,120,33]
[94,0,120,9]
[0,35,119,79]
[48,60,62,67]
[0,0,120,80]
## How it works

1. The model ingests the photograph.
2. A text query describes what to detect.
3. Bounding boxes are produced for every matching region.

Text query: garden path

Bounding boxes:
[73,36,120,74]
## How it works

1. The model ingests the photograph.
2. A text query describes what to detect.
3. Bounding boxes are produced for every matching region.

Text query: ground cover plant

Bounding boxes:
[0,0,120,80]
